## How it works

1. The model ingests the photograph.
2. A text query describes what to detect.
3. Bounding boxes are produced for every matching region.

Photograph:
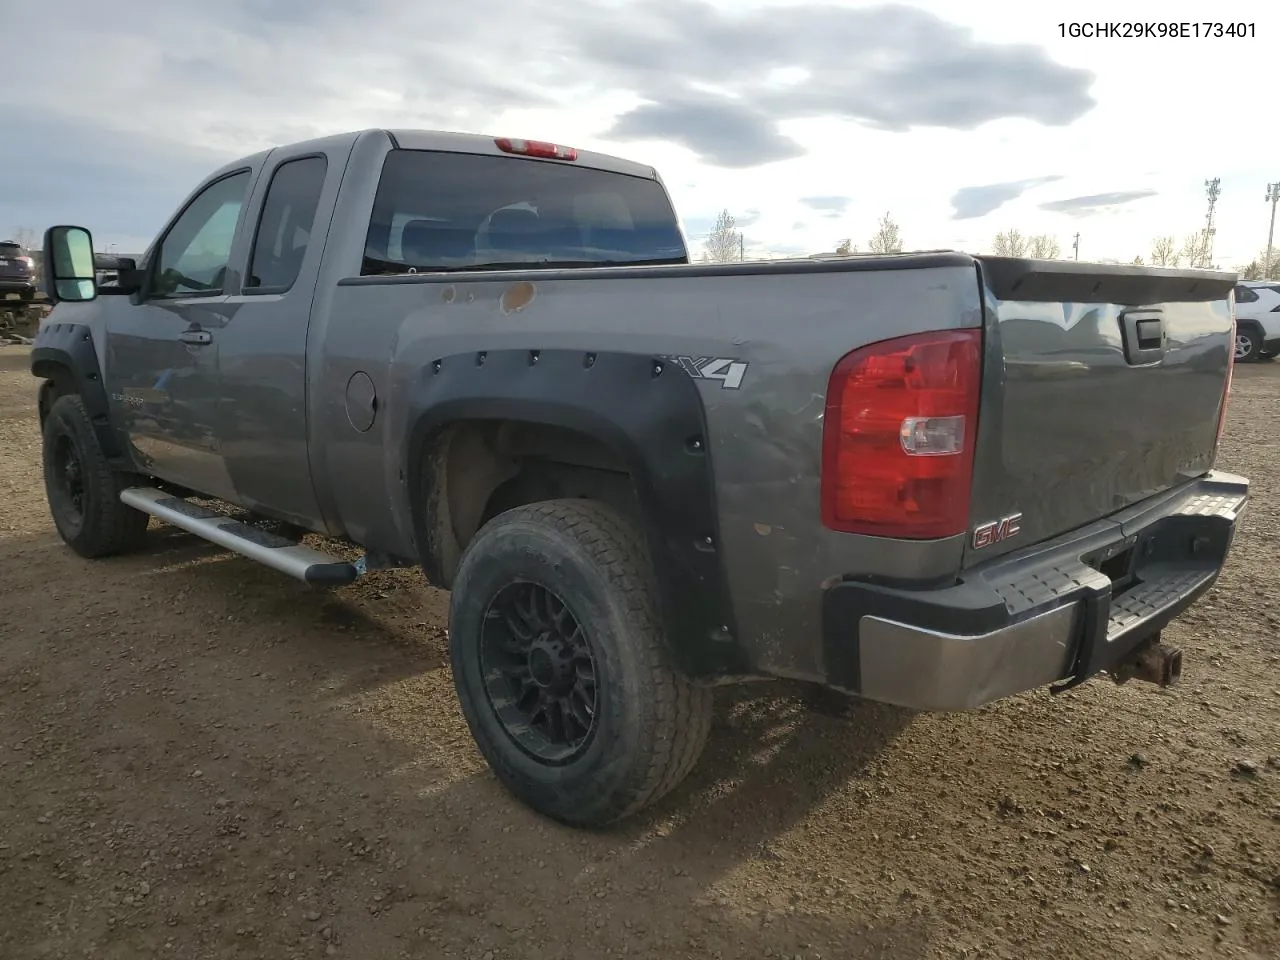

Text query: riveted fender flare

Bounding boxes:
[403,348,749,681]
[30,321,124,461]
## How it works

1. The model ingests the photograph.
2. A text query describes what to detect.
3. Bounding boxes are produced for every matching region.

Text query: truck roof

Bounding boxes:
[202,128,661,184]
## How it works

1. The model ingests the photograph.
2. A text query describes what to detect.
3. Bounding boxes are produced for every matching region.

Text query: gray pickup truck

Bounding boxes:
[32,128,1249,827]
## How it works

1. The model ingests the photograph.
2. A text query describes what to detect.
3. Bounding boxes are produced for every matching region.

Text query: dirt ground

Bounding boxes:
[1,343,1276,960]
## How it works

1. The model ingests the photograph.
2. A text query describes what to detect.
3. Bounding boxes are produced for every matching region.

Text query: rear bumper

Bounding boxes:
[0,280,35,297]
[821,470,1248,711]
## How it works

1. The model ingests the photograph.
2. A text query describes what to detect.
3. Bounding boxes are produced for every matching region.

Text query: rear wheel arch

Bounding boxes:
[403,348,748,681]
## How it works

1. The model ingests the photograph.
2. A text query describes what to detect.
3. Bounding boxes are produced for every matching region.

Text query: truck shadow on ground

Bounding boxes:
[1,524,935,959]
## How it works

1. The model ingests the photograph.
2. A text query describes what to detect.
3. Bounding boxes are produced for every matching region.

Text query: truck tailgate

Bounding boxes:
[965,258,1236,567]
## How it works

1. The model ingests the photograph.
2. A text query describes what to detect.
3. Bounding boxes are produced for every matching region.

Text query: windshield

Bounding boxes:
[362,149,688,276]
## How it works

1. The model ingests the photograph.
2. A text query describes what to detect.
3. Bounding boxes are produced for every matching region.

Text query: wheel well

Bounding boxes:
[32,360,75,428]
[423,419,639,588]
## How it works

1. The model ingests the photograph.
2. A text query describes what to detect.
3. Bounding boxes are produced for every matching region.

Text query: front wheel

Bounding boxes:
[448,499,713,827]
[41,394,150,558]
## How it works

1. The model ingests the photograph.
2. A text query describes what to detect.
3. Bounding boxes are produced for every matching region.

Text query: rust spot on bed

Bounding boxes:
[500,281,536,315]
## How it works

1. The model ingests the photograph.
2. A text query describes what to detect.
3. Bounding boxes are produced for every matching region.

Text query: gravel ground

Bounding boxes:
[1,343,1277,960]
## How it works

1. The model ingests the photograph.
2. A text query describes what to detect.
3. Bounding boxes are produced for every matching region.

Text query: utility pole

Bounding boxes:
[1072,233,1080,260]
[1265,181,1280,279]
[1203,177,1221,268]
[739,234,745,262]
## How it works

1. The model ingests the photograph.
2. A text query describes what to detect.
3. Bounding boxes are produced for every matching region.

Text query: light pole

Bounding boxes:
[1265,182,1279,279]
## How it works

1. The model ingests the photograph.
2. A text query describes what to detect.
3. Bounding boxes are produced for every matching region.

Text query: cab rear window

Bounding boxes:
[362,149,687,275]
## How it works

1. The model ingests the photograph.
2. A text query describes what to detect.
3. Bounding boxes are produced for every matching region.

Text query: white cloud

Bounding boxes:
[2,0,1275,268]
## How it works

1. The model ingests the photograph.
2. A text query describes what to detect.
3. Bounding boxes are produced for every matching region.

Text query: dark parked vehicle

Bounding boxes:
[0,240,37,301]
[30,128,1249,827]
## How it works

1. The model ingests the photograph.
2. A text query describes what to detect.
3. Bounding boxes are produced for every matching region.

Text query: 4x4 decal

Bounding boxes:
[660,355,749,390]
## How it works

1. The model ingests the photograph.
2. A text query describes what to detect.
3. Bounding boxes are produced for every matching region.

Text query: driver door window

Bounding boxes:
[151,171,250,298]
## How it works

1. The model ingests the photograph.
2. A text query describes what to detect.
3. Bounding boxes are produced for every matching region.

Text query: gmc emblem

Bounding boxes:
[972,513,1022,550]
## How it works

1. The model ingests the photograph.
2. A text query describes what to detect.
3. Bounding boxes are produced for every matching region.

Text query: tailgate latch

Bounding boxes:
[1119,309,1166,365]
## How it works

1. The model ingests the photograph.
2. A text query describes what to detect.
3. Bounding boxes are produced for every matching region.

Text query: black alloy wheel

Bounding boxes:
[50,433,87,532]
[479,580,599,763]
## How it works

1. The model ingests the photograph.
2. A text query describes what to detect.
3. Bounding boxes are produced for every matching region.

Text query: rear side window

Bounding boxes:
[1235,285,1259,303]
[247,155,328,292]
[361,149,687,276]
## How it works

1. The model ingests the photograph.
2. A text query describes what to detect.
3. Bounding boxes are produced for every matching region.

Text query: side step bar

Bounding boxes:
[120,487,361,586]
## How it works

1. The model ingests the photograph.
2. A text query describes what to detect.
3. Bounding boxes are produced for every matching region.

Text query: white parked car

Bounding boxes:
[1233,280,1280,362]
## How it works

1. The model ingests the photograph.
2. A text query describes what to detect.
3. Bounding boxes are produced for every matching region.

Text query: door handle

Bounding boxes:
[179,329,212,346]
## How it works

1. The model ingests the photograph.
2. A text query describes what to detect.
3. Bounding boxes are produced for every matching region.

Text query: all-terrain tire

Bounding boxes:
[448,498,714,827]
[41,394,149,558]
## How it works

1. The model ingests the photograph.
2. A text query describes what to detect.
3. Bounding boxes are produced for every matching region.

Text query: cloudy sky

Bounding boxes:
[2,0,1275,266]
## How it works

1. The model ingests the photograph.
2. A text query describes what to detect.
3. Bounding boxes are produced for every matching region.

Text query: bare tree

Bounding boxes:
[992,229,1028,257]
[1263,247,1280,280]
[1238,248,1280,280]
[834,238,856,256]
[10,226,37,249]
[1132,255,1145,265]
[1149,235,1179,267]
[1028,234,1060,259]
[867,212,903,254]
[1180,229,1213,269]
[702,209,743,263]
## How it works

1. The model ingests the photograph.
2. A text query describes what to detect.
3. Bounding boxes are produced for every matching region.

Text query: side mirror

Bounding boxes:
[94,254,142,292]
[43,225,97,303]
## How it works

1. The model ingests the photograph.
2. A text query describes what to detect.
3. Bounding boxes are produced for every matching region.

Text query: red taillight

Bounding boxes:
[494,137,578,161]
[821,329,983,539]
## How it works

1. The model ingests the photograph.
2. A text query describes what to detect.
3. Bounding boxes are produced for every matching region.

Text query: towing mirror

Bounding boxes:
[43,225,97,303]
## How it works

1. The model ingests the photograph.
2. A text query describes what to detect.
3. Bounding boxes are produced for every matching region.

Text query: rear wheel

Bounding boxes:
[42,394,149,558]
[1235,326,1263,363]
[448,499,713,827]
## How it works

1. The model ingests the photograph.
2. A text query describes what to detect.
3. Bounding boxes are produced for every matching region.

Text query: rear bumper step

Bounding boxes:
[120,487,361,586]
[821,470,1248,711]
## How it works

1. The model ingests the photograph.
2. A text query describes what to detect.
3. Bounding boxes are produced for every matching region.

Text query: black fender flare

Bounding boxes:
[30,321,124,460]
[403,348,749,681]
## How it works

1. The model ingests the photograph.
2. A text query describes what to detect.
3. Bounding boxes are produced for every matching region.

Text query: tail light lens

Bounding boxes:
[821,329,982,539]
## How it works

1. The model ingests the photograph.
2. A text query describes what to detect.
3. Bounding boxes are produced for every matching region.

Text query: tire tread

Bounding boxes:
[43,394,149,558]
[452,498,713,826]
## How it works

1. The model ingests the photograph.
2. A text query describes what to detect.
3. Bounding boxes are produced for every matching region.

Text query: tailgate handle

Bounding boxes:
[1120,310,1165,365]
[1135,319,1162,349]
